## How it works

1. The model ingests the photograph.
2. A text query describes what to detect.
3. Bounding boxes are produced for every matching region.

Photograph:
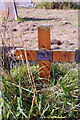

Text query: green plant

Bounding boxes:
[17,17,23,22]
[35,2,79,9]
[35,2,44,9]
[1,61,79,119]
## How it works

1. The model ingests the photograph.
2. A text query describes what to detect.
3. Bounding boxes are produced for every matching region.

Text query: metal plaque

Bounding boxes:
[36,51,53,61]
[75,49,80,63]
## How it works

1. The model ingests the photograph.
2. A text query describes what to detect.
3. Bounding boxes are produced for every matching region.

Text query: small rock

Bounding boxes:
[63,21,71,25]
[32,28,35,31]
[24,28,29,31]
[73,31,76,33]
[54,46,60,49]
[51,44,61,49]
[17,21,21,24]
[69,43,74,45]
[1,25,6,28]
[51,39,62,45]
[12,28,17,32]
[33,24,36,27]
[6,37,10,40]
[26,28,29,31]
[57,41,62,45]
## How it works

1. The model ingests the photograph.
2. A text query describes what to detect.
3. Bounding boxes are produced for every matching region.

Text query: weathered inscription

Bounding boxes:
[36,51,53,61]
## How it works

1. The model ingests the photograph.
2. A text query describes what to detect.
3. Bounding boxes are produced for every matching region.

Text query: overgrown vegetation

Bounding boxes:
[0,55,79,119]
[35,2,79,9]
[0,19,79,119]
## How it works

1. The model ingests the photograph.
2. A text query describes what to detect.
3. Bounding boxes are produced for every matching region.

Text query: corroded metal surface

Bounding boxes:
[15,49,37,61]
[15,49,76,62]
[53,50,75,62]
[75,50,80,63]
[0,0,17,20]
[38,25,50,49]
[15,48,77,84]
[38,25,50,82]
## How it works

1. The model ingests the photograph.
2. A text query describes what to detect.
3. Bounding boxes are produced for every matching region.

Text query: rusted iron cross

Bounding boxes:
[15,24,78,83]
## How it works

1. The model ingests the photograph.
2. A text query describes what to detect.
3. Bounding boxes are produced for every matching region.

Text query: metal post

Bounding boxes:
[38,24,51,83]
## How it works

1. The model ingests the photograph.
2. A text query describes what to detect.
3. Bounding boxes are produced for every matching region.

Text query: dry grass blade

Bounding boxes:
[20,34,30,74]
[20,34,33,84]
[17,36,30,82]
[20,34,37,95]
[1,67,17,85]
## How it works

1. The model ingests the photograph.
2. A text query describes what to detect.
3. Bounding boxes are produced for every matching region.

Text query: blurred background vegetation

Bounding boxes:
[34,2,80,9]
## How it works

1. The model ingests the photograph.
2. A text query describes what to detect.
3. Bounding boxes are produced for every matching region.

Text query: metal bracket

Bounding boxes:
[75,49,80,63]
[36,51,53,61]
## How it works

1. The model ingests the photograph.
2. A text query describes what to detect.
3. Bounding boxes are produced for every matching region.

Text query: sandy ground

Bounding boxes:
[0,8,78,50]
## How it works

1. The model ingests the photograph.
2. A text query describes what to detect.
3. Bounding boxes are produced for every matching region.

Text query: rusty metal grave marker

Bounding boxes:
[15,24,78,83]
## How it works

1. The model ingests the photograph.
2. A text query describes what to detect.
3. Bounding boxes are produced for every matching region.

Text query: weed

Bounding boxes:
[35,2,79,10]
[17,17,23,22]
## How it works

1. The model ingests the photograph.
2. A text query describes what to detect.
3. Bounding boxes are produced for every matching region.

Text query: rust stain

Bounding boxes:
[53,51,75,62]
[38,25,51,82]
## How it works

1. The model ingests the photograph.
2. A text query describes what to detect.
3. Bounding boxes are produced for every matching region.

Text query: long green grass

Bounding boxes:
[0,60,79,119]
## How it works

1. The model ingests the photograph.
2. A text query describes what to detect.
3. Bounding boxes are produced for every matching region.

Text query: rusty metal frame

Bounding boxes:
[15,48,77,63]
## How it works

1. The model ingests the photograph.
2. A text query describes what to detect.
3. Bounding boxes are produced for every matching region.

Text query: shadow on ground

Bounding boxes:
[23,17,60,21]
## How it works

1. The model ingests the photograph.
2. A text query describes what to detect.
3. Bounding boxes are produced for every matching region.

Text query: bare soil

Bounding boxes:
[0,8,78,50]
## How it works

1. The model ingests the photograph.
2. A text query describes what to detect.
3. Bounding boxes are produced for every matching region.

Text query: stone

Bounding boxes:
[0,0,17,20]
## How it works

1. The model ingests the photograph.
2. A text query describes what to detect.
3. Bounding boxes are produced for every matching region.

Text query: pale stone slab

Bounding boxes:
[0,0,17,20]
